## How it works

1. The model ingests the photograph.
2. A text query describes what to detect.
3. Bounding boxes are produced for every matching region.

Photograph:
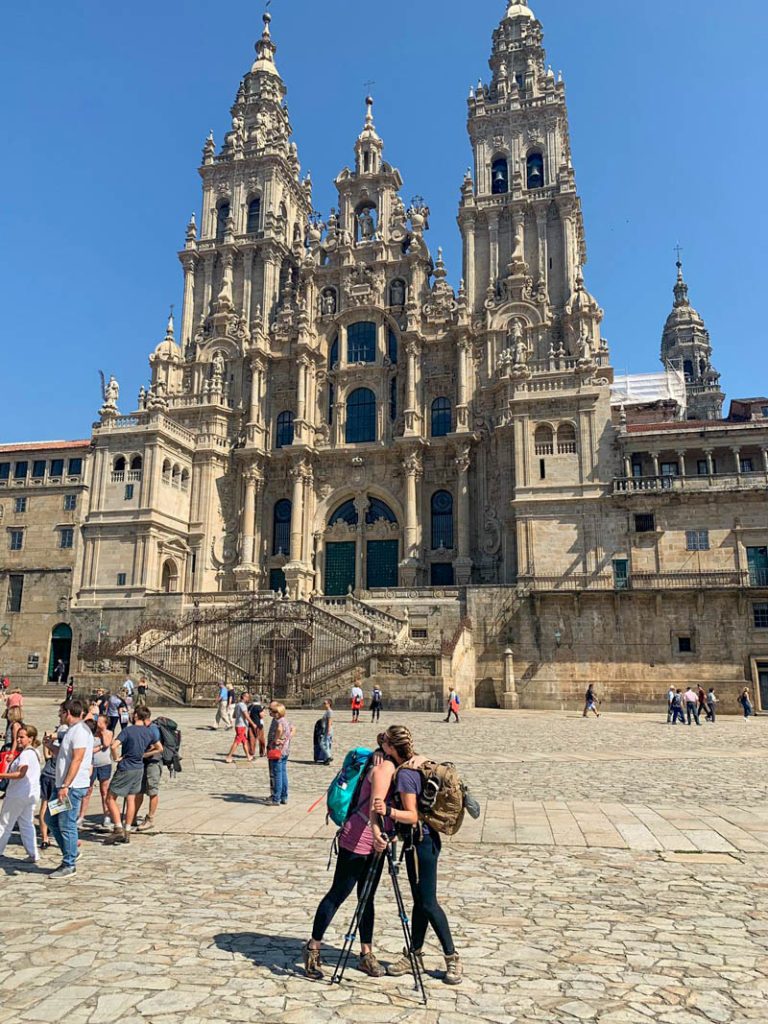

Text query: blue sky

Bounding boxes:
[2,0,766,442]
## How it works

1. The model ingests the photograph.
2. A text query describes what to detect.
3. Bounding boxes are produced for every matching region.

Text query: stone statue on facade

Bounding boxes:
[390,278,406,306]
[321,289,337,316]
[358,207,375,241]
[99,372,119,414]
[212,351,226,380]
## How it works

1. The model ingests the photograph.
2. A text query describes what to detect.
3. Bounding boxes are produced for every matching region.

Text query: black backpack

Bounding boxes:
[154,717,182,776]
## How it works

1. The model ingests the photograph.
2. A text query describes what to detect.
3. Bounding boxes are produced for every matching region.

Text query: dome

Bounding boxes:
[505,2,535,19]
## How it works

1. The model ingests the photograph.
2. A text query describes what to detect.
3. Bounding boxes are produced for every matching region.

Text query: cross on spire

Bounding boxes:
[674,243,684,268]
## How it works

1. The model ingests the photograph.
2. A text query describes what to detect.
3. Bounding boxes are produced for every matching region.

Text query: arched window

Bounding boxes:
[347,322,377,363]
[329,500,358,526]
[272,499,292,556]
[492,157,509,195]
[216,201,230,241]
[328,336,339,425]
[180,468,190,491]
[431,397,452,437]
[113,456,126,472]
[431,491,454,550]
[161,559,179,594]
[366,498,397,525]
[345,388,376,443]
[171,464,181,487]
[526,152,544,189]
[683,359,694,381]
[130,455,142,471]
[534,424,554,455]
[246,197,261,234]
[557,423,577,454]
[162,459,171,483]
[276,411,295,449]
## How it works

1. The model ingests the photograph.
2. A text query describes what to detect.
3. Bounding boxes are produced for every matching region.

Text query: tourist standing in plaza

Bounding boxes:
[47,699,94,879]
[444,689,461,723]
[0,725,41,864]
[225,692,256,763]
[53,658,67,683]
[351,678,364,723]
[103,706,162,845]
[303,743,394,980]
[133,709,164,832]
[267,702,294,805]
[3,705,24,750]
[313,699,333,765]
[669,690,685,724]
[666,686,676,723]
[370,686,383,723]
[372,725,463,985]
[683,687,701,726]
[739,687,753,720]
[706,688,717,723]
[247,694,266,757]
[5,686,23,713]
[583,684,600,718]
[79,715,114,827]
[137,676,148,704]
[122,676,135,702]
[38,705,68,850]
[106,691,125,734]
[214,682,231,729]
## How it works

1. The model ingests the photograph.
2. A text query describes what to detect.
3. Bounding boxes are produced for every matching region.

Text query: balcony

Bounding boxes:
[520,570,766,593]
[614,472,768,495]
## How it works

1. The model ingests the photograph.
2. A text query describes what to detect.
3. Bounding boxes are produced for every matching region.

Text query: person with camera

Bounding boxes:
[372,725,463,986]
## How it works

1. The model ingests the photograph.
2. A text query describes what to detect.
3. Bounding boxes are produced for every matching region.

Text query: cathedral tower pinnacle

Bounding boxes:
[661,255,724,420]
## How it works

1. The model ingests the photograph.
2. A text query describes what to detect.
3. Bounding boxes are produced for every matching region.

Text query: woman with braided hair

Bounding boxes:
[373,724,463,986]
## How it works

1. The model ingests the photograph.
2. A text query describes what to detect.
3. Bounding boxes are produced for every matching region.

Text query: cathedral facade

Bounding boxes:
[2,2,767,710]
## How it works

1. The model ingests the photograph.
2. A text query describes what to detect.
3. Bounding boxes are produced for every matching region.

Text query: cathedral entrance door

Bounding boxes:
[325,542,356,595]
[758,664,768,713]
[366,540,398,589]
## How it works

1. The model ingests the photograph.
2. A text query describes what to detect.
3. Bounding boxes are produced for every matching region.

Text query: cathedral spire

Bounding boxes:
[673,250,690,307]
[252,11,279,76]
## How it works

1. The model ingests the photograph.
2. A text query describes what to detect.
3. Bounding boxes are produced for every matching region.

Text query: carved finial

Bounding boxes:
[673,245,689,307]
[166,305,175,339]
[185,212,197,242]
[365,93,374,128]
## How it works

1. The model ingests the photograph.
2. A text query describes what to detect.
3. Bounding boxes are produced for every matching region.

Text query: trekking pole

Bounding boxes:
[380,820,428,1006]
[330,848,384,986]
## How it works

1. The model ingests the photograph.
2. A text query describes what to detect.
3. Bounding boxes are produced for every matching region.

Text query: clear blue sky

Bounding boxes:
[2,0,766,442]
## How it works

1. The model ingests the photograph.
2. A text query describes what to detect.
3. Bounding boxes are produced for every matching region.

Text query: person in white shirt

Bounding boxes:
[122,677,135,699]
[666,686,676,724]
[47,699,94,879]
[350,682,364,724]
[0,724,42,863]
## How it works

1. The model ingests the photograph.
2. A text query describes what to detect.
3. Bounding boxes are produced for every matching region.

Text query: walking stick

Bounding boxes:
[330,848,385,986]
[380,819,428,1005]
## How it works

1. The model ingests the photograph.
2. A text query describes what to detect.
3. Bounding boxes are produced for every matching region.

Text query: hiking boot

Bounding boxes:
[387,947,424,977]
[302,942,323,981]
[136,817,155,832]
[358,952,385,977]
[103,828,129,845]
[443,952,463,985]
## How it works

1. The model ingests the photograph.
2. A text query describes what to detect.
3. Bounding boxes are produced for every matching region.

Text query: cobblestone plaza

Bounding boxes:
[2,698,767,1023]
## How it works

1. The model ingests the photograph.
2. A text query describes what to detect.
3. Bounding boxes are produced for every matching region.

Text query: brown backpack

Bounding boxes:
[406,760,467,837]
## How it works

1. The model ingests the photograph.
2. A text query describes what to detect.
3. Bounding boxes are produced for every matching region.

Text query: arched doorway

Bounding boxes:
[161,559,179,593]
[323,496,399,594]
[48,623,72,681]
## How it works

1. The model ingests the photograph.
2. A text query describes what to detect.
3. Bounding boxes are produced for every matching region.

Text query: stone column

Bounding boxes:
[464,214,476,311]
[562,209,576,296]
[732,447,741,474]
[217,252,234,309]
[651,453,660,478]
[762,447,768,474]
[242,250,254,325]
[456,337,470,431]
[296,357,307,423]
[677,450,687,477]
[289,461,305,563]
[454,443,473,585]
[401,450,422,585]
[202,253,215,315]
[704,448,714,476]
[404,339,420,435]
[180,255,197,349]
[488,210,500,291]
[623,455,632,479]
[503,647,520,710]
[241,470,258,565]
[535,205,548,293]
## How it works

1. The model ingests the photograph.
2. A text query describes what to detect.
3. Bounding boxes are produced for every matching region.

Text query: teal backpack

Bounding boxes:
[326,747,373,827]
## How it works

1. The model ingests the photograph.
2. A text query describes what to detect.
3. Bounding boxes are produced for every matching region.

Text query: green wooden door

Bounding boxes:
[366,540,399,589]
[325,542,356,595]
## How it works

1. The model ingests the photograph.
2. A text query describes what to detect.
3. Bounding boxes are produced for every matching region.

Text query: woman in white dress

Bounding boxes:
[0,724,42,863]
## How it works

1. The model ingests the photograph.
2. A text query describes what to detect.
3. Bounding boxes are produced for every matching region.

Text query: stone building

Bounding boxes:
[0,440,90,681]
[3,2,767,710]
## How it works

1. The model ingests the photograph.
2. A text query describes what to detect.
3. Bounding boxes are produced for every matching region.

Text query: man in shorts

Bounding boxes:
[134,710,164,832]
[103,706,162,845]
[225,692,256,763]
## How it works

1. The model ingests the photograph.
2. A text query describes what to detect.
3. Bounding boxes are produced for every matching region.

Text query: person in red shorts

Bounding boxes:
[225,691,256,763]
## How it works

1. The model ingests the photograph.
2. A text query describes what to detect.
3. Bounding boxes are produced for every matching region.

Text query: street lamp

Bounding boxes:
[0,624,11,639]
[554,628,562,647]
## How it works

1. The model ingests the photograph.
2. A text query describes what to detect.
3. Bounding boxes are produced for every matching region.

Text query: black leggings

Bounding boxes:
[312,847,385,946]
[405,831,455,955]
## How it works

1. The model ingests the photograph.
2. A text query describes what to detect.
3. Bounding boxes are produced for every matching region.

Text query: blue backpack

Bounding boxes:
[326,747,373,827]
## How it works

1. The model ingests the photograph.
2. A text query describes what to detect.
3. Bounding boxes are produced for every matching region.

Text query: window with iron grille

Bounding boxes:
[276,411,295,448]
[634,514,655,533]
[686,530,709,552]
[345,388,376,443]
[272,499,292,556]
[431,490,454,550]
[754,604,768,629]
[347,322,376,363]
[431,397,452,437]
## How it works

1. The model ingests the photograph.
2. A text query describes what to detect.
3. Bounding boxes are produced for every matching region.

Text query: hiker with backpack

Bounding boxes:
[372,725,463,986]
[370,686,383,723]
[133,711,181,832]
[444,689,460,723]
[313,699,334,765]
[303,745,395,980]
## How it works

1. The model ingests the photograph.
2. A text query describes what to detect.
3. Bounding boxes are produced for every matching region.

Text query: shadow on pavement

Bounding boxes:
[214,931,310,976]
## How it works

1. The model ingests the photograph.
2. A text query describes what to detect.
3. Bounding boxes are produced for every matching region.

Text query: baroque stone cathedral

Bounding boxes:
[4,1,766,710]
